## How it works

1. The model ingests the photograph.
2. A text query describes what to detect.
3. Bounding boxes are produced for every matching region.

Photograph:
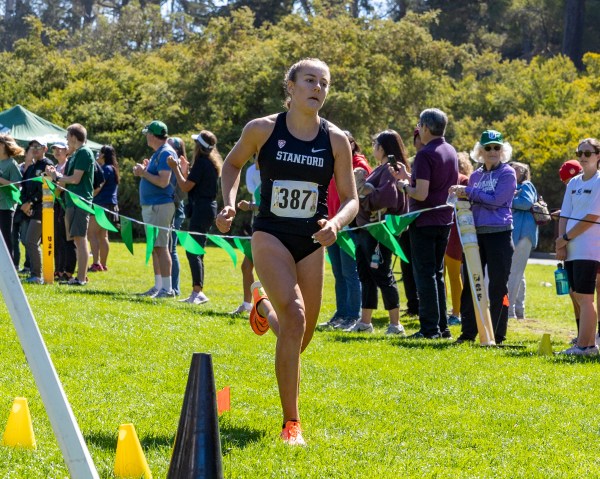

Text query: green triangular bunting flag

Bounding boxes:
[233,237,253,261]
[176,231,206,255]
[68,191,95,214]
[93,205,118,232]
[120,217,134,255]
[385,212,419,235]
[367,223,408,263]
[336,231,356,260]
[145,225,158,264]
[207,234,237,267]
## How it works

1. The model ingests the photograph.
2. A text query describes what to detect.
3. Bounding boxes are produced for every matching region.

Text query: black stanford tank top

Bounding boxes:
[253,112,335,237]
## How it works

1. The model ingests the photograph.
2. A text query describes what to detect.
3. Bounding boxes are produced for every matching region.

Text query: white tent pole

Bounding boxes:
[0,235,98,477]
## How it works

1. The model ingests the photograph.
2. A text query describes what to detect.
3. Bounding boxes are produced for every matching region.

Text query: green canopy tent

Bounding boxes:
[0,105,103,150]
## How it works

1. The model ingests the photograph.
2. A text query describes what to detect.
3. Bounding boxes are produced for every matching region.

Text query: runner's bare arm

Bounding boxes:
[313,126,358,246]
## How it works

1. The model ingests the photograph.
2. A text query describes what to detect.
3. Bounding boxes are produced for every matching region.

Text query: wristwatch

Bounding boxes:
[562,233,570,242]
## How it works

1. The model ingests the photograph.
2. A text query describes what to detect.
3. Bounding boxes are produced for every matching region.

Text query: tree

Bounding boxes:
[562,0,585,69]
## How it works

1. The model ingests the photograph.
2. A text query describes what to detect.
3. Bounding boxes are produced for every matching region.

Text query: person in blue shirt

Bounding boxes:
[506,162,538,320]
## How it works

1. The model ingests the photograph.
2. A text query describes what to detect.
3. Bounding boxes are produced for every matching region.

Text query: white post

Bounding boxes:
[0,236,98,477]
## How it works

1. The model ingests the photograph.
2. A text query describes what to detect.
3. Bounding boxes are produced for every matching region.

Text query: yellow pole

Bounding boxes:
[42,179,54,285]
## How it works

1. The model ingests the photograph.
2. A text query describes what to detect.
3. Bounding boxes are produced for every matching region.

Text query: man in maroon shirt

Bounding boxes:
[404,108,458,338]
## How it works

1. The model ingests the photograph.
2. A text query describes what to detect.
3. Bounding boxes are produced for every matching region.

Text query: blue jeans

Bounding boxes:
[328,240,361,319]
[170,202,185,295]
[410,225,451,336]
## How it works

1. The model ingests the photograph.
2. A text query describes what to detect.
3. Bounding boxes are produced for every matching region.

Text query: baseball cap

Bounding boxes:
[559,159,582,183]
[479,130,504,146]
[28,137,47,147]
[142,120,168,137]
[51,140,68,149]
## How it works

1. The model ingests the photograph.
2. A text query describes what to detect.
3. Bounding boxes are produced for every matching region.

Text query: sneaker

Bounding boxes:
[100,264,108,271]
[454,336,475,345]
[88,263,103,272]
[155,288,176,298]
[179,292,200,303]
[249,281,270,335]
[24,276,44,285]
[280,421,306,446]
[570,336,578,345]
[385,323,406,335]
[334,317,359,330]
[138,286,159,297]
[191,292,209,304]
[344,321,374,333]
[67,277,87,286]
[447,315,461,326]
[317,315,345,329]
[559,345,600,356]
[18,267,30,275]
[230,303,252,315]
[515,311,525,320]
[407,331,441,339]
[441,329,453,339]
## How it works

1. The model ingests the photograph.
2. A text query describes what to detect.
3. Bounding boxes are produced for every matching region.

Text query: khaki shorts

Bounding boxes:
[65,206,90,240]
[142,203,175,248]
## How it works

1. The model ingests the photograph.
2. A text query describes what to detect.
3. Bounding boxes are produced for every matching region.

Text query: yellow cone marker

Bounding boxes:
[2,397,36,449]
[114,424,152,478]
[538,333,553,356]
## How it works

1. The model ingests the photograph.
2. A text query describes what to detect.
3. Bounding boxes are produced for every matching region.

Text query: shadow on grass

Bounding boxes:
[220,424,265,453]
[85,430,174,451]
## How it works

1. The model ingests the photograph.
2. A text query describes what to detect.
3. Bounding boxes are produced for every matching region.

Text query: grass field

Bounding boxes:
[1,242,599,478]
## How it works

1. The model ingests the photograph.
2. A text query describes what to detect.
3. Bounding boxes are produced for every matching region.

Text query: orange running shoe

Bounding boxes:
[280,420,306,446]
[249,281,269,335]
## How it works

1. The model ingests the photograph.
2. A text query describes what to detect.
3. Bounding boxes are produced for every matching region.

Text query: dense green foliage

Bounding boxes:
[0,245,598,477]
[0,7,598,246]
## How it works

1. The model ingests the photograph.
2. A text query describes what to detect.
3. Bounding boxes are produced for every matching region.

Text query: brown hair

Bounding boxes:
[193,130,223,176]
[0,134,25,157]
[509,161,531,182]
[283,58,330,109]
[67,123,87,143]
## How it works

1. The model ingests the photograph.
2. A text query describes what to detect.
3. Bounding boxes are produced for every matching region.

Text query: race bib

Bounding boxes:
[270,180,319,218]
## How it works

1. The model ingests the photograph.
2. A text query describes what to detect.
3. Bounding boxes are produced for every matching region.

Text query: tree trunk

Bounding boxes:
[562,0,585,69]
[5,0,16,16]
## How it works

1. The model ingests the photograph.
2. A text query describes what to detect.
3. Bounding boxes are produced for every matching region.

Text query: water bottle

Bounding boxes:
[370,246,381,269]
[554,263,569,295]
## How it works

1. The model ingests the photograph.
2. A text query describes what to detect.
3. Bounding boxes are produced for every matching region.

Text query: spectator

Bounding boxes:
[556,138,600,355]
[450,129,516,344]
[48,125,95,286]
[404,108,458,339]
[0,134,24,263]
[134,120,177,298]
[444,152,473,326]
[49,141,76,282]
[506,161,538,320]
[319,130,371,330]
[167,137,187,296]
[16,146,35,273]
[21,139,54,284]
[346,129,408,335]
[168,130,222,304]
[88,145,119,272]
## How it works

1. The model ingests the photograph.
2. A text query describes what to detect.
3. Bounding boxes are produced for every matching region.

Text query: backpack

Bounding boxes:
[530,195,551,225]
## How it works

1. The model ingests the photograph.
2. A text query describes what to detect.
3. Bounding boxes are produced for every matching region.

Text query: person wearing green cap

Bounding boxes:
[0,133,24,264]
[134,120,177,298]
[450,129,516,344]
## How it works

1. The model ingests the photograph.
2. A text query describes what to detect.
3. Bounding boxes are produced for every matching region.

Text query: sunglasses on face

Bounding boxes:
[575,150,598,158]
[31,146,44,150]
[484,145,502,151]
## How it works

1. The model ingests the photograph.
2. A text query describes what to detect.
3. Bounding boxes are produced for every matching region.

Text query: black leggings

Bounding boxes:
[0,209,14,260]
[187,202,217,288]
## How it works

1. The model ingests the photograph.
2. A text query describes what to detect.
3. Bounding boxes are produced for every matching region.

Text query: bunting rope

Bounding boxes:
[1,177,598,267]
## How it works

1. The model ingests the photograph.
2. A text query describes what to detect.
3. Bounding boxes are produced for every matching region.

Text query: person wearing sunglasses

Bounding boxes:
[449,129,516,344]
[556,138,600,356]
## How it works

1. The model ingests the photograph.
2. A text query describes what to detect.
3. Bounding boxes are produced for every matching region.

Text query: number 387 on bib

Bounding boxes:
[270,180,319,219]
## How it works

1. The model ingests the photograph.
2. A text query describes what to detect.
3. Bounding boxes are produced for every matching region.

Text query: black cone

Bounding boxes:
[167,353,224,479]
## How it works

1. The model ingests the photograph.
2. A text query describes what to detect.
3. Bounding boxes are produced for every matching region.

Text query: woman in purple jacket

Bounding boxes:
[345,130,409,335]
[449,130,516,344]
